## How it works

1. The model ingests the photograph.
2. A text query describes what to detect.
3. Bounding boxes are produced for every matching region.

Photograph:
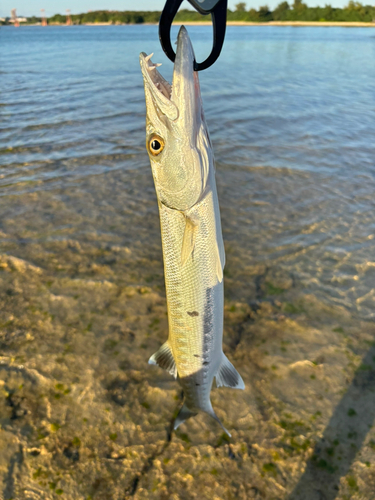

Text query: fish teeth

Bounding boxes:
[145,53,162,68]
[149,63,162,71]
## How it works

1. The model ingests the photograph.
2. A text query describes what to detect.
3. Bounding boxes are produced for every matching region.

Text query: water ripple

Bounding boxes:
[1,25,374,321]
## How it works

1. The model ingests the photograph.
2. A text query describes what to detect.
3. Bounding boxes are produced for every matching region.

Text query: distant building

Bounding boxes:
[9,16,27,23]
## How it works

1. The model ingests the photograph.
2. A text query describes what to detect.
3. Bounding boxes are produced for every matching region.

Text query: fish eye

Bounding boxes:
[148,135,164,156]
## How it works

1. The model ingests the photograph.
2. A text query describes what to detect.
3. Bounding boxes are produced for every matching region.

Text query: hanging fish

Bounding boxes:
[140,26,244,437]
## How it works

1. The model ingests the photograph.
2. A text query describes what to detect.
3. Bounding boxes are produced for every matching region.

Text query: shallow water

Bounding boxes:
[1,25,374,319]
[0,25,375,500]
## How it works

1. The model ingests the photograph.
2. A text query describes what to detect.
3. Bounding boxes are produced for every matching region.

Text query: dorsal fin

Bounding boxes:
[148,341,177,378]
[215,354,245,390]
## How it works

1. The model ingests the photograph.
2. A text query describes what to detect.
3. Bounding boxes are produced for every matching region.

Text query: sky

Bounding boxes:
[0,0,351,18]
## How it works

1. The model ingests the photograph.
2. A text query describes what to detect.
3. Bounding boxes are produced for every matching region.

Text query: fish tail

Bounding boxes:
[174,401,197,431]
[174,400,231,438]
[205,402,231,438]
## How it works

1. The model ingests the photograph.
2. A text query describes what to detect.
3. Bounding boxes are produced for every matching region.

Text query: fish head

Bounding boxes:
[140,26,211,212]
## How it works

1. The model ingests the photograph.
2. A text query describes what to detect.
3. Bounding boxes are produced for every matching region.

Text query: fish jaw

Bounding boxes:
[139,51,177,122]
[139,25,201,132]
[171,26,203,144]
[139,26,209,212]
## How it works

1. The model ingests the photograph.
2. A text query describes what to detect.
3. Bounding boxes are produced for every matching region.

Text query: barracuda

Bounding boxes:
[140,26,244,436]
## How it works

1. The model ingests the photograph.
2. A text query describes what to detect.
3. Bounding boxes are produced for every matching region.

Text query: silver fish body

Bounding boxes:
[140,26,244,436]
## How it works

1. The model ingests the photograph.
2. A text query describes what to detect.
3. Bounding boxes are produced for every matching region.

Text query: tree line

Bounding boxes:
[12,3,375,25]
[48,11,161,25]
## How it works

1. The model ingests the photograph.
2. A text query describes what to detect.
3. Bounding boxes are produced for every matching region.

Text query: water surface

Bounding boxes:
[1,25,374,318]
[0,25,375,500]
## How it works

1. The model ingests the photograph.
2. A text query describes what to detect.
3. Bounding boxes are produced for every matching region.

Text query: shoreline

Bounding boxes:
[190,20,375,27]
[9,21,375,28]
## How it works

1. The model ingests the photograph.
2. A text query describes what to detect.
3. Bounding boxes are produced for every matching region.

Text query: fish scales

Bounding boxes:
[161,189,221,374]
[140,26,245,436]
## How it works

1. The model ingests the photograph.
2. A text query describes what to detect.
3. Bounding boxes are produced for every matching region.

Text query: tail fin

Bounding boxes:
[174,401,232,438]
[174,401,197,431]
[205,403,231,438]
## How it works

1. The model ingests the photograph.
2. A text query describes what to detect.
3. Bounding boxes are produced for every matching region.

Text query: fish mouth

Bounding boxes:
[139,51,172,101]
[140,26,197,120]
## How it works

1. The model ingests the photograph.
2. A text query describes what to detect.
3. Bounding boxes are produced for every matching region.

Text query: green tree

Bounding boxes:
[95,11,109,22]
[293,0,307,9]
[50,13,66,23]
[273,1,290,19]
[321,4,334,20]
[248,8,260,20]
[258,4,273,20]
[47,6,375,25]
[346,1,363,10]
[235,2,247,11]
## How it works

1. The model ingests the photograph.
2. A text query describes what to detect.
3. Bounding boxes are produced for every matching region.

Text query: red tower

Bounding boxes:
[41,9,47,26]
[11,8,20,27]
[66,9,72,25]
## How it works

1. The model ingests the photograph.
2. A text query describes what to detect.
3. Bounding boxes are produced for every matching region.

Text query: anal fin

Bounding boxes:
[215,354,245,390]
[148,341,177,379]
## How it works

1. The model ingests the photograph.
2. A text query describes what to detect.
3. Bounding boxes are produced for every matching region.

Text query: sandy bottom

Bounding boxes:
[0,163,374,500]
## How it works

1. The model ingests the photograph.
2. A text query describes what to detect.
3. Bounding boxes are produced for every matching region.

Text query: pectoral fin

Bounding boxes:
[148,341,177,378]
[181,216,197,266]
[215,242,224,283]
[214,204,225,283]
[215,354,245,390]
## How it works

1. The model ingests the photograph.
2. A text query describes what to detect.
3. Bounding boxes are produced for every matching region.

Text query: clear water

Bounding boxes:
[1,24,375,500]
[1,25,374,319]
